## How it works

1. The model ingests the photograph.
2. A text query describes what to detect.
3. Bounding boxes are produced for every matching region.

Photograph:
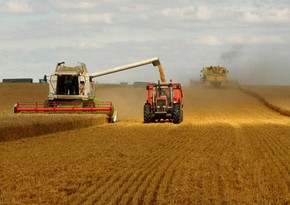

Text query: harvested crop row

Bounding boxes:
[239,86,290,116]
[0,114,107,142]
[1,85,290,204]
[1,122,290,204]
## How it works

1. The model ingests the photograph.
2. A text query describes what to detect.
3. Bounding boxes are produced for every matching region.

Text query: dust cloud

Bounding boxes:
[219,45,290,85]
[95,85,147,120]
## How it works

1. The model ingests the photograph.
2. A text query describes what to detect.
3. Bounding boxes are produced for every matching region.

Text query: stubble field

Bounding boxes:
[0,83,290,204]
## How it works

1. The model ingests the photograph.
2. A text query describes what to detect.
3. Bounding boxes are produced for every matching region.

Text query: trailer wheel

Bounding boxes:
[144,103,152,123]
[172,104,181,124]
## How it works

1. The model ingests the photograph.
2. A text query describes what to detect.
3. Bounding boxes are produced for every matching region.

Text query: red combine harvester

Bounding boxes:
[14,57,161,123]
[144,81,183,124]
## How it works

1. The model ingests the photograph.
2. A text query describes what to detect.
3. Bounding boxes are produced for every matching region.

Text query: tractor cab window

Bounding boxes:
[159,89,166,96]
[158,87,170,98]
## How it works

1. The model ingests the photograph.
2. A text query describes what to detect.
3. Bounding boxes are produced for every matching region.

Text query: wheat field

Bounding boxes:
[0,83,290,204]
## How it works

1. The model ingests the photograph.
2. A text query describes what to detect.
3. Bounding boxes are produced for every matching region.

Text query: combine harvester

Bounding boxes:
[200,66,229,87]
[14,57,161,123]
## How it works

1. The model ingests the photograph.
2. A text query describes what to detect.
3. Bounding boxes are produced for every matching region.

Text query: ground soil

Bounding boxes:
[0,83,289,204]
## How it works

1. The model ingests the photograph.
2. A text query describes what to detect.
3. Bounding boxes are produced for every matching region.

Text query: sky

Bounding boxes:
[0,0,290,85]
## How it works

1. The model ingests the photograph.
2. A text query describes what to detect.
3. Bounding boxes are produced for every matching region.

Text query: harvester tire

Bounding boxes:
[13,104,17,113]
[108,116,116,123]
[108,111,117,123]
[82,100,95,108]
[44,100,53,108]
[144,103,152,123]
[172,104,181,124]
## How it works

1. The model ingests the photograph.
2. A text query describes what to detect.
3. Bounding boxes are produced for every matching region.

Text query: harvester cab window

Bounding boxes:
[56,75,79,95]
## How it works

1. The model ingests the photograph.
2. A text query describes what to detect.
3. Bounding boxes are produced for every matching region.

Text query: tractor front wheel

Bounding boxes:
[172,104,181,124]
[144,103,152,123]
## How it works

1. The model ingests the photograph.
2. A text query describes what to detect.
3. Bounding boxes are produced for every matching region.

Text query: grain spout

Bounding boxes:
[158,64,167,82]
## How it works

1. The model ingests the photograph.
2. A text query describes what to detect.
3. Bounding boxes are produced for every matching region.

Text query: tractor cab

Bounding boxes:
[154,84,173,112]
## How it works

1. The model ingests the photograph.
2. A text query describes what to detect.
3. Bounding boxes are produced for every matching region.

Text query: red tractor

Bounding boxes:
[144,81,183,124]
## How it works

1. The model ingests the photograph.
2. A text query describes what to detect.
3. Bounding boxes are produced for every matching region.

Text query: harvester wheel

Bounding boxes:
[13,104,17,113]
[82,100,95,108]
[144,103,152,123]
[172,104,181,124]
[44,100,53,108]
[108,111,117,123]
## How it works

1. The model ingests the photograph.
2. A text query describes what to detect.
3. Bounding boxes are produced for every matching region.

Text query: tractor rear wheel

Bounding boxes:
[144,103,152,123]
[180,109,183,123]
[172,103,181,124]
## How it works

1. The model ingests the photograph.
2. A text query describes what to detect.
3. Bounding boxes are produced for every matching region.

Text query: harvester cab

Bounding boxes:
[201,66,229,87]
[48,62,92,101]
[14,57,161,123]
[144,81,183,124]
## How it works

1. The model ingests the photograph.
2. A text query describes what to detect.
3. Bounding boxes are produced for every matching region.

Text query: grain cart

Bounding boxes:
[14,57,161,123]
[144,81,183,124]
[201,66,229,87]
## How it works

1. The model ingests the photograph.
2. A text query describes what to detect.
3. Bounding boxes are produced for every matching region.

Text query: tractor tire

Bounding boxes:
[172,104,181,124]
[180,109,183,123]
[144,103,152,123]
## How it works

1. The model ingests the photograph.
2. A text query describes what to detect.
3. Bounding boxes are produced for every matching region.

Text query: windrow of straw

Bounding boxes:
[239,86,290,117]
[0,114,107,142]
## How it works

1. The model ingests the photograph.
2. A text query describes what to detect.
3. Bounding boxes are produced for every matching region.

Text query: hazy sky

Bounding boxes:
[0,0,289,84]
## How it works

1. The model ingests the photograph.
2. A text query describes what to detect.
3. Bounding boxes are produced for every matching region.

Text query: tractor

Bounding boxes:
[143,81,183,124]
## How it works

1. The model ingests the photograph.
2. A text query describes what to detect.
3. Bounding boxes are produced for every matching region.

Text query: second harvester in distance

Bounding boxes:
[200,66,229,87]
